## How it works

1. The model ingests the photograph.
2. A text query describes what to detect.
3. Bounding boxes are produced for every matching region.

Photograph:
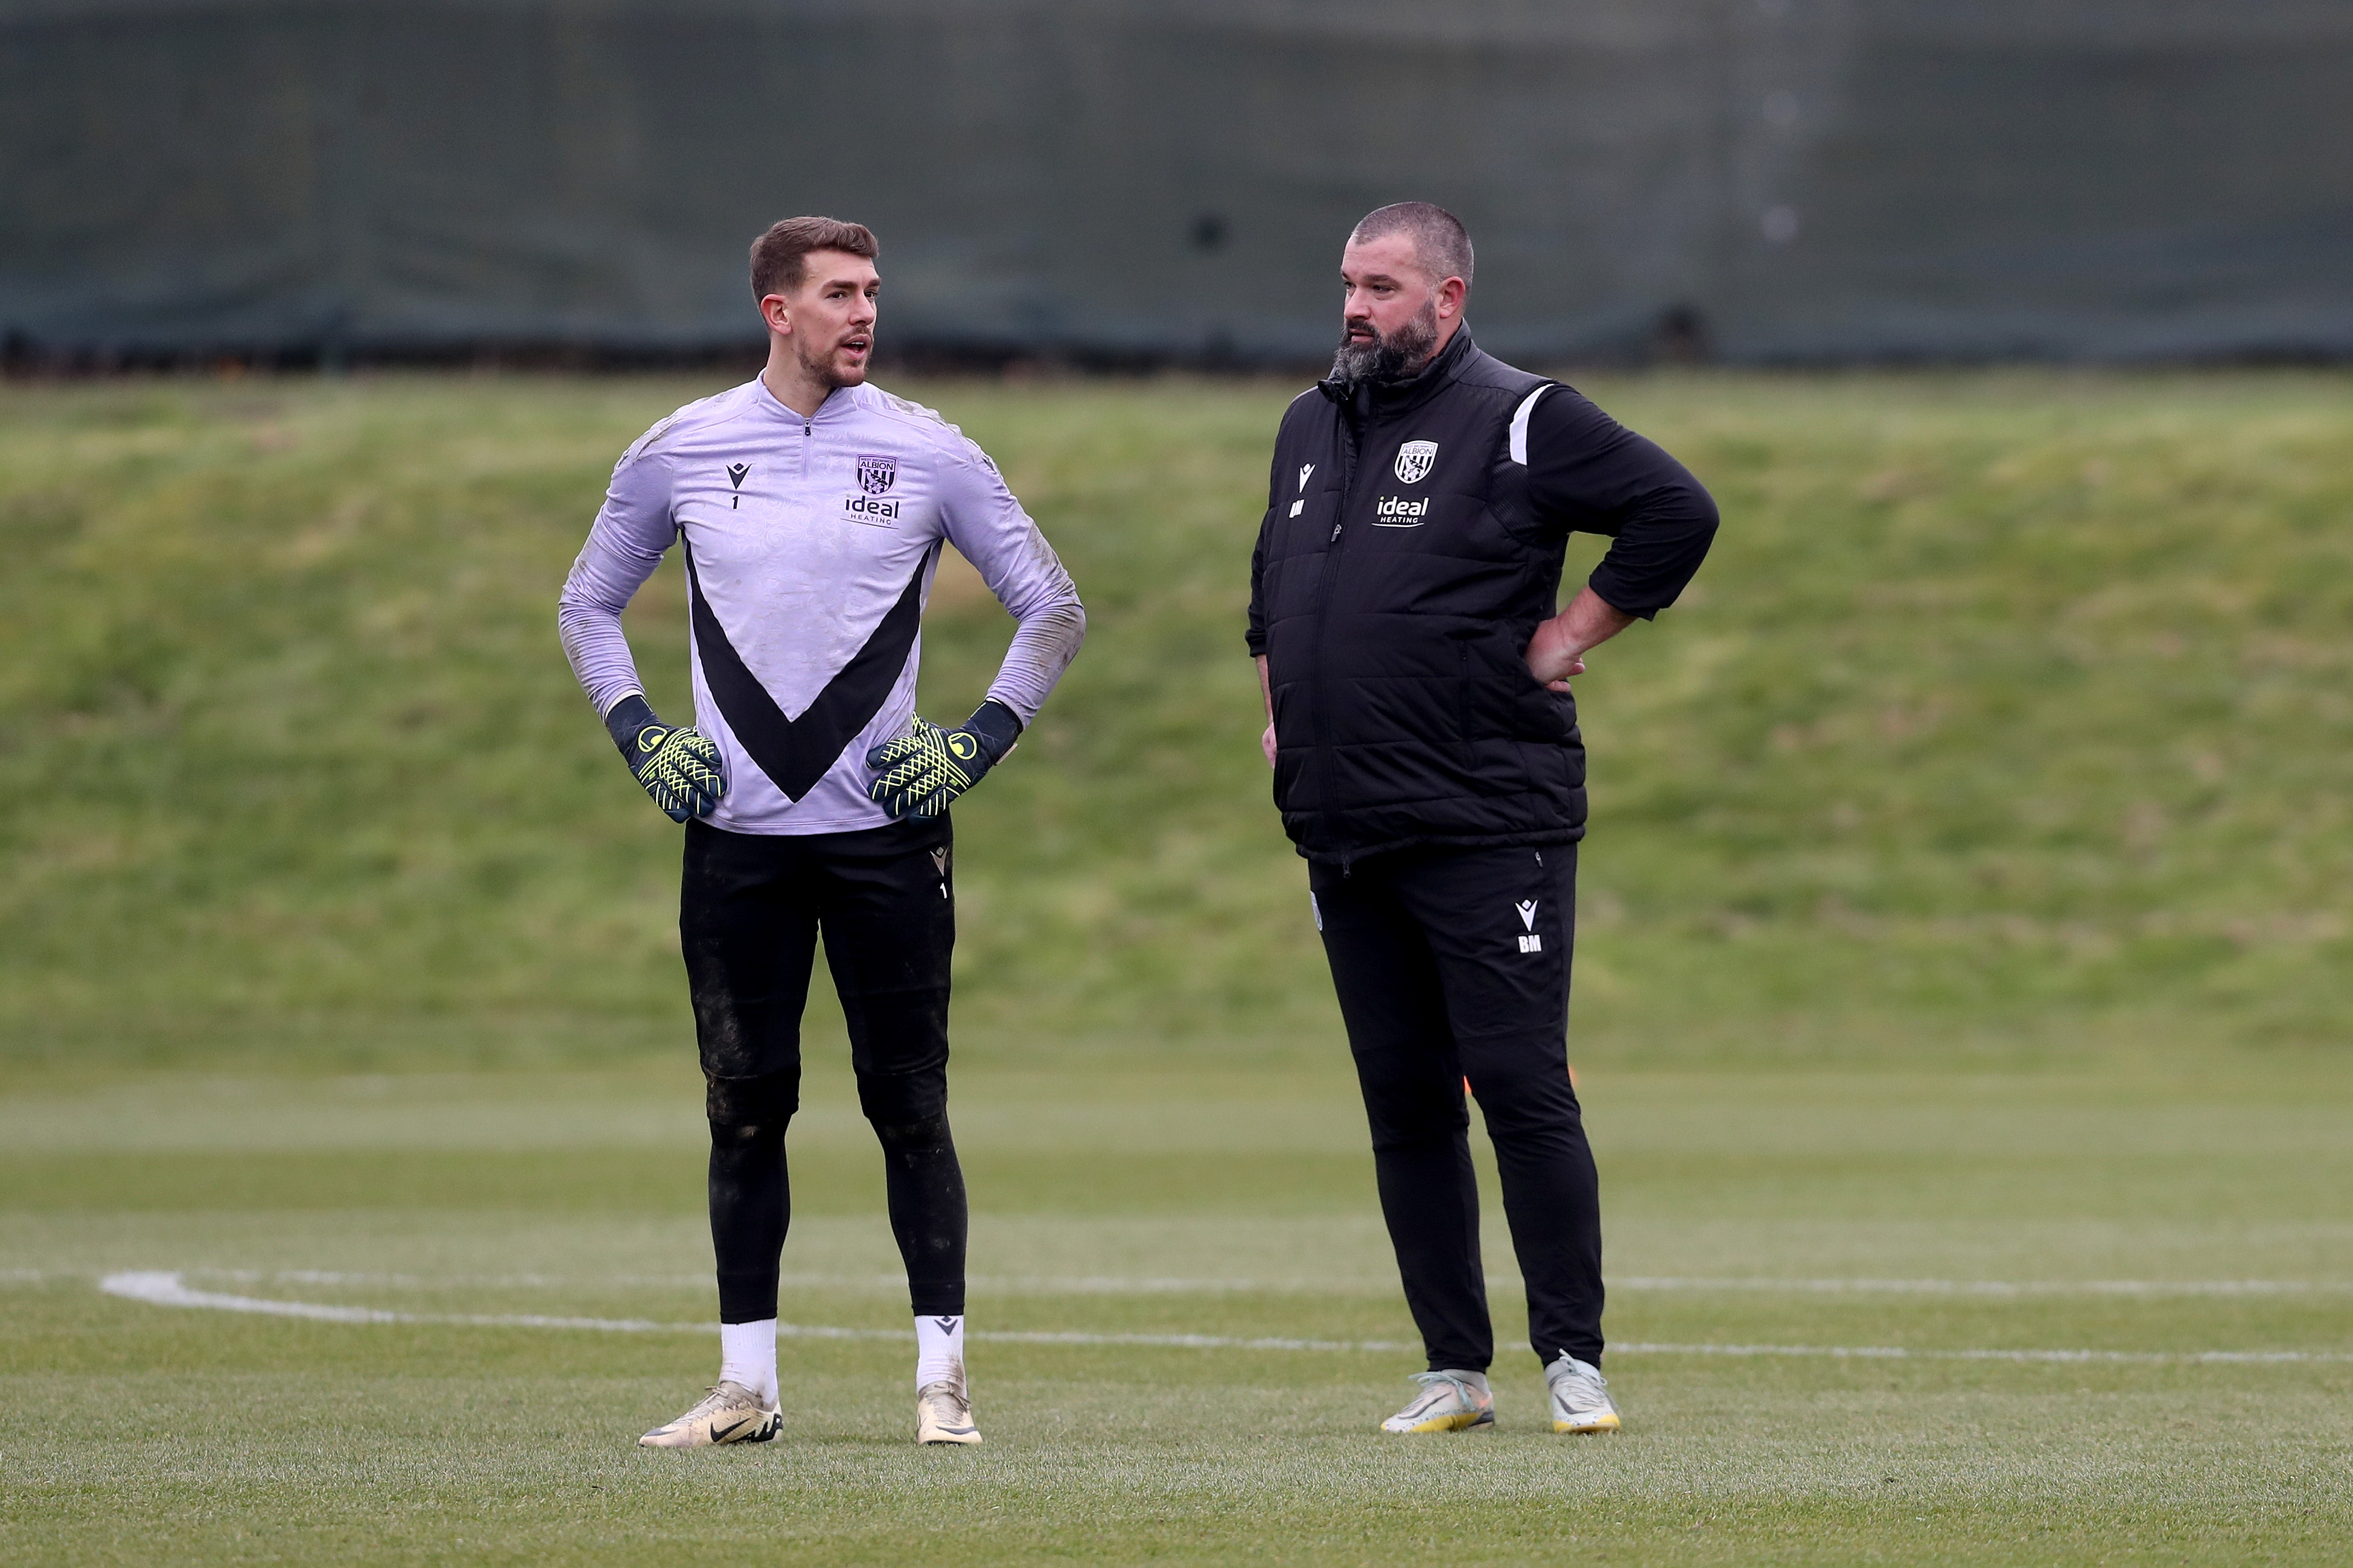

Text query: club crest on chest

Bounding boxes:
[1393,440,1438,484]
[844,453,903,524]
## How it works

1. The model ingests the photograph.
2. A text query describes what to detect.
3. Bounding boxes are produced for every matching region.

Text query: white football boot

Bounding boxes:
[917,1376,982,1446]
[637,1380,782,1449]
[1546,1354,1622,1433]
[1380,1370,1495,1433]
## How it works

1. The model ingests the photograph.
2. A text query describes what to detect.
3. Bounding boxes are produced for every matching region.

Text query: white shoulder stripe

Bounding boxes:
[1508,385,1552,466]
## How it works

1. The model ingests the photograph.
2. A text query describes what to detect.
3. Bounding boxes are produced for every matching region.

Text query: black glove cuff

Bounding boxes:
[963,699,1024,766]
[603,693,660,756]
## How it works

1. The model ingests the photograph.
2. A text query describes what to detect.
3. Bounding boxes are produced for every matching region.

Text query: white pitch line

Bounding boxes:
[158,1268,2353,1299]
[180,1269,1324,1295]
[101,1272,695,1333]
[1611,1341,2353,1365]
[984,1328,1421,1353]
[1613,1276,2353,1298]
[96,1272,2353,1364]
[97,1273,1414,1352]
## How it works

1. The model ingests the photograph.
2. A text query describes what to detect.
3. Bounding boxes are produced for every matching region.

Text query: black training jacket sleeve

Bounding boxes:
[1247,528,1269,656]
[1245,436,1283,658]
[1523,386,1719,619]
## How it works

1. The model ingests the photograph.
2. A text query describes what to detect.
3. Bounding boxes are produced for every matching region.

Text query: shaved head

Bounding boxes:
[1348,202,1474,291]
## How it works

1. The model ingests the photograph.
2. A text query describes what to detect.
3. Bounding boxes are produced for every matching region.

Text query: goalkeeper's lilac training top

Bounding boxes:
[559,376,1086,836]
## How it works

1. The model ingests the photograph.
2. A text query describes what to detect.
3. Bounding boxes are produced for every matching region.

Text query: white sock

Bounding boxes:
[719,1318,778,1406]
[915,1313,965,1392]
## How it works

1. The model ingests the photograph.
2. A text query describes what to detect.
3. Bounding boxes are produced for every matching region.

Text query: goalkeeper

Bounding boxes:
[558,216,1084,1451]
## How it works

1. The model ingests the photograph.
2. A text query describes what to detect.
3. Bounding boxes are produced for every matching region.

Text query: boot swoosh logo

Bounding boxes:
[708,1416,749,1442]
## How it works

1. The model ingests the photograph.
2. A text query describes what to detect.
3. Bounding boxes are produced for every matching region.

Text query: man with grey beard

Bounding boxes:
[1246,202,1718,1436]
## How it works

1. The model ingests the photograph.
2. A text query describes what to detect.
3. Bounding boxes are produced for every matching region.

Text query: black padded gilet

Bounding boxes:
[1249,332,1583,864]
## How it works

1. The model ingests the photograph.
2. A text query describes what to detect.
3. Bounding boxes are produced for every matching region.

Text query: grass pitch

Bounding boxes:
[4,369,2353,1561]
[6,1056,2351,1564]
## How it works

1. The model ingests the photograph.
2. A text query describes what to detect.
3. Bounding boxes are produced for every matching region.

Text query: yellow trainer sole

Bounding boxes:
[1553,1411,1622,1435]
[1385,1409,1496,1435]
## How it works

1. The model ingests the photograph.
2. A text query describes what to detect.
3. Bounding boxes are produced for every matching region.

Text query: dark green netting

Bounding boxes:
[5,0,2350,361]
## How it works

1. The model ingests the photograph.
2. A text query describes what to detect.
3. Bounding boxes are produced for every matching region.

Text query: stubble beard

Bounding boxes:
[1329,296,1441,387]
[797,334,868,390]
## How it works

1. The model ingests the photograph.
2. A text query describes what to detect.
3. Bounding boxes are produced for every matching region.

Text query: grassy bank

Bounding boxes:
[3,370,2351,1070]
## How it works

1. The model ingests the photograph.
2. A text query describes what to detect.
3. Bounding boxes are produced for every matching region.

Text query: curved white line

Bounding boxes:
[147,1268,2353,1300]
[100,1271,695,1332]
[95,1272,2353,1363]
[97,1272,1411,1351]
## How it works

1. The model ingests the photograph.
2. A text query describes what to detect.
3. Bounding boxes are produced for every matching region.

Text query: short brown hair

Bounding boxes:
[749,217,878,300]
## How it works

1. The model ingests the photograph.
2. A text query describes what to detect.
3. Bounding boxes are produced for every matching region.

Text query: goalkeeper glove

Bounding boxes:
[603,693,725,822]
[864,699,1022,819]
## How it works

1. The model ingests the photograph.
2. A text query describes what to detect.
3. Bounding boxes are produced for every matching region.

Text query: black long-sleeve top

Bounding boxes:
[1515,382,1718,620]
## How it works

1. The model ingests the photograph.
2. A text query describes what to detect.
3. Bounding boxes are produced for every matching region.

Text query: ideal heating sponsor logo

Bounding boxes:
[1372,495,1430,527]
[842,493,901,524]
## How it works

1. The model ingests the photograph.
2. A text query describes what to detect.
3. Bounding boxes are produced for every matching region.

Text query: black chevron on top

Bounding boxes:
[685,544,932,801]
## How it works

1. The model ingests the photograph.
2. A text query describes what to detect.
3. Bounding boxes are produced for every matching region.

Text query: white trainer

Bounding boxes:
[1546,1354,1622,1433]
[917,1377,982,1446]
[637,1380,782,1449]
[1380,1370,1495,1433]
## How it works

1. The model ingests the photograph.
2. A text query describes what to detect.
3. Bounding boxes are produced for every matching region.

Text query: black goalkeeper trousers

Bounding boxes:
[1309,842,1603,1371]
[681,816,966,1325]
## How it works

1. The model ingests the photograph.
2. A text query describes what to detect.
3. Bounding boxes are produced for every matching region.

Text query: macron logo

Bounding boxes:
[1516,900,1541,953]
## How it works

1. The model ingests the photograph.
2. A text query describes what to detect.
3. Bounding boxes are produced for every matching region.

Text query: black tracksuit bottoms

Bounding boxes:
[680,816,966,1325]
[1309,841,1604,1371]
